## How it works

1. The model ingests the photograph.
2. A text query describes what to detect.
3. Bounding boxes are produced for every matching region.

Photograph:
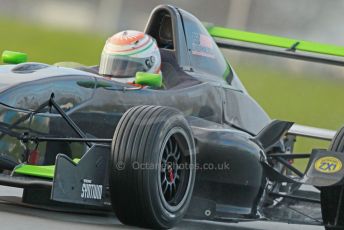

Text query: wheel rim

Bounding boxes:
[158,128,192,211]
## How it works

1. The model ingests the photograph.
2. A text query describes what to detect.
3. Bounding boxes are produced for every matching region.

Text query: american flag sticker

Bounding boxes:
[191,32,215,58]
[200,34,213,49]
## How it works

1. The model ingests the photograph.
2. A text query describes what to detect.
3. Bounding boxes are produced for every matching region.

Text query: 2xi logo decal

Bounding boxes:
[314,157,343,173]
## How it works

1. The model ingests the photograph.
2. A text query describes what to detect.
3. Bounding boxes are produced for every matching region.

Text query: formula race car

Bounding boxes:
[1,4,344,230]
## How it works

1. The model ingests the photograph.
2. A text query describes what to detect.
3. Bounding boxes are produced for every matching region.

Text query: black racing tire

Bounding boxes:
[109,105,196,229]
[321,126,344,230]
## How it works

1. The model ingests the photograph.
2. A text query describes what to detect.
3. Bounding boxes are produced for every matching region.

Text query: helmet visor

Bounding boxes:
[99,53,150,77]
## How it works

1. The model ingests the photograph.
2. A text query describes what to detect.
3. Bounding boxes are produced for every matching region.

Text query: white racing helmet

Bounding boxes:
[99,30,161,82]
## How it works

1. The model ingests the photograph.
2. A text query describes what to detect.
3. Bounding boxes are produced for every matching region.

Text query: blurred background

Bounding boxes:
[1,0,344,168]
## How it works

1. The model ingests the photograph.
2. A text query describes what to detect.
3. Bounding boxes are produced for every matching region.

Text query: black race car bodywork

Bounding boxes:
[0,4,343,229]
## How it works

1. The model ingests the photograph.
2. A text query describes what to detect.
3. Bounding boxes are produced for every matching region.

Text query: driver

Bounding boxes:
[99,30,162,84]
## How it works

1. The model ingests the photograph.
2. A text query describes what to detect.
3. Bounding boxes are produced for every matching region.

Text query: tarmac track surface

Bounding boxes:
[0,186,323,230]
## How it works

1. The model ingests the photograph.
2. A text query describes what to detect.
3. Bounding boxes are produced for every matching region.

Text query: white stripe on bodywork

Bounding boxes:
[288,124,336,141]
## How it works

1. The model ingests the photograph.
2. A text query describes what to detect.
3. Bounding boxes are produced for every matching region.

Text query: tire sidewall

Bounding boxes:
[322,127,344,229]
[145,113,196,227]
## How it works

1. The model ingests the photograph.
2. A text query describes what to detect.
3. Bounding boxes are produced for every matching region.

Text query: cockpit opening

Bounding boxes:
[145,9,174,50]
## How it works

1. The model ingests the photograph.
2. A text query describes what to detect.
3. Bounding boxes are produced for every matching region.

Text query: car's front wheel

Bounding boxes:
[109,105,196,229]
[321,126,344,230]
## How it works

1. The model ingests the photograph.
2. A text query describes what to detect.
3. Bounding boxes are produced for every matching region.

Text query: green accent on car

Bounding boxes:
[14,158,80,179]
[223,64,231,80]
[135,71,162,88]
[1,50,28,64]
[14,164,55,179]
[207,26,344,57]
[73,158,80,163]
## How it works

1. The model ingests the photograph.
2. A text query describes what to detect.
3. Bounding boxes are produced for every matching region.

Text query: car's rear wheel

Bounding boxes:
[321,126,344,230]
[109,105,196,229]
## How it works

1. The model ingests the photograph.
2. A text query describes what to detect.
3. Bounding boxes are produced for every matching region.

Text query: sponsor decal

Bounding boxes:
[81,179,103,200]
[314,156,342,173]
